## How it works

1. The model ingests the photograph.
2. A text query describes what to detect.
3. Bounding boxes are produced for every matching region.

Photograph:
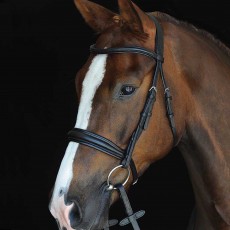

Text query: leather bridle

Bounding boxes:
[67,15,177,230]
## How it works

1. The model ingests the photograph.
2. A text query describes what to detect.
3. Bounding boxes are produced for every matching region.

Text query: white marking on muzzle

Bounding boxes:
[49,54,108,230]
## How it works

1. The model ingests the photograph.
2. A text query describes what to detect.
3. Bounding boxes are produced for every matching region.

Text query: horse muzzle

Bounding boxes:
[50,183,113,230]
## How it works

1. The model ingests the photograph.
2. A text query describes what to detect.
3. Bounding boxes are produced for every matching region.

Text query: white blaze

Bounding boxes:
[49,54,108,229]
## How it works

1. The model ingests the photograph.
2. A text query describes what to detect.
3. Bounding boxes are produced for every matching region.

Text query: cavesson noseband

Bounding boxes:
[68,15,177,230]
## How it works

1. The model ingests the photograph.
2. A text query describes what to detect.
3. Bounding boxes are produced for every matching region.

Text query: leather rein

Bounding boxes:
[68,15,177,230]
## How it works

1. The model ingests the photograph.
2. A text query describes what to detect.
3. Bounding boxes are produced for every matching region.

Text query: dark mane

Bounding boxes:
[155,12,230,57]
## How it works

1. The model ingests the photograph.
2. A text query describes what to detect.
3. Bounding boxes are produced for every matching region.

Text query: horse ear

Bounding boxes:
[118,0,153,35]
[74,0,118,32]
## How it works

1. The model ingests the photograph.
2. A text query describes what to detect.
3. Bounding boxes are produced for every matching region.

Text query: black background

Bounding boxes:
[1,0,230,229]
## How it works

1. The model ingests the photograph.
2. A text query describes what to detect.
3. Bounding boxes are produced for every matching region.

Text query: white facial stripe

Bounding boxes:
[75,54,108,129]
[49,54,108,230]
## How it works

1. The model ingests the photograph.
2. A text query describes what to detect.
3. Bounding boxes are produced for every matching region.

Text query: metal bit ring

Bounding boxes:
[107,165,130,190]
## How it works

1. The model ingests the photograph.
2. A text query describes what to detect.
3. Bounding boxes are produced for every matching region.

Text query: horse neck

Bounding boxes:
[163,21,230,227]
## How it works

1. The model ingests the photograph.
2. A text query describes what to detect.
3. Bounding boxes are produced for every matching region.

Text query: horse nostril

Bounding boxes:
[69,202,82,229]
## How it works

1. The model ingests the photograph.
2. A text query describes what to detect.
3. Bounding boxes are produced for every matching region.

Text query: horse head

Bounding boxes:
[49,0,185,229]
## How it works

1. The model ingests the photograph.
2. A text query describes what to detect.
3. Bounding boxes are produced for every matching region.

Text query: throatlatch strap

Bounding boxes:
[116,184,145,230]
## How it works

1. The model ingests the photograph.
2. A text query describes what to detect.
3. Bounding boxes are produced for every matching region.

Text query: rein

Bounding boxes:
[68,15,177,229]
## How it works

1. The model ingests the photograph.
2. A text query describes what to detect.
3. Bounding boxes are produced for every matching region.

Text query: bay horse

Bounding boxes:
[49,0,230,229]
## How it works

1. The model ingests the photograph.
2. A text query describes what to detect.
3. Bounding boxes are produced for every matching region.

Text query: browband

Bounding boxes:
[90,45,164,62]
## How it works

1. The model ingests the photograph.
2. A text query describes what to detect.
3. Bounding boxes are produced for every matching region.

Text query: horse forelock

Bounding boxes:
[94,22,151,51]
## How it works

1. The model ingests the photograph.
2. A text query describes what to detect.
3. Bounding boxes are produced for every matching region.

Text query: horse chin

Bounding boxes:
[89,184,111,230]
[74,183,112,230]
[90,208,110,230]
[89,205,110,230]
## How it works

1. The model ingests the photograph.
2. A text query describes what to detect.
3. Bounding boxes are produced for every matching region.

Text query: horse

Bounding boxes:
[49,0,230,229]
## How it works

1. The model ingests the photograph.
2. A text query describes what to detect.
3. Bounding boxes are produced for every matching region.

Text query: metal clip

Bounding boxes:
[149,86,157,92]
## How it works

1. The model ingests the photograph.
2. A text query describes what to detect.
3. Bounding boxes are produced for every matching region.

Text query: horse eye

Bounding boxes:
[120,85,136,96]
